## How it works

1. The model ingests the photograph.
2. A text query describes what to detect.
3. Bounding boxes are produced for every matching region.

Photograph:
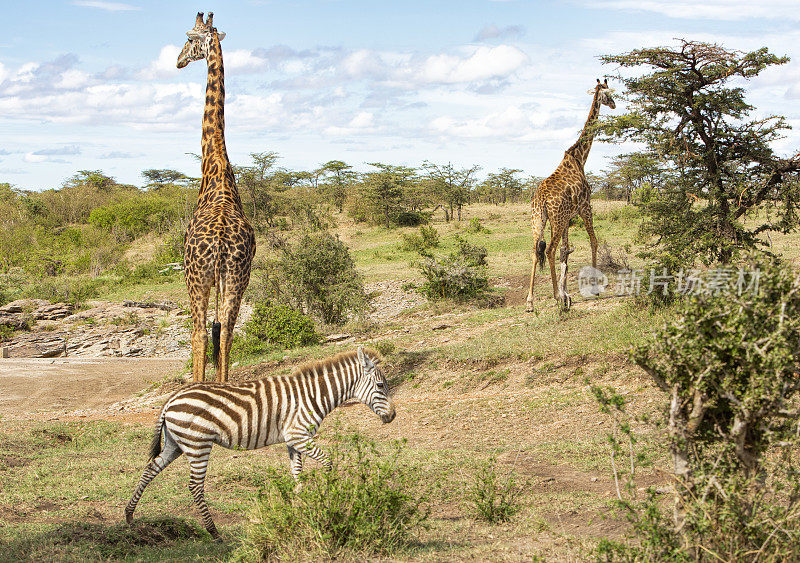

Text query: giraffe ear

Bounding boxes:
[217,31,226,41]
[586,89,595,95]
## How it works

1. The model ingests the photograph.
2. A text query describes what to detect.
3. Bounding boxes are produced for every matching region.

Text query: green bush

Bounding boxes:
[88,195,182,240]
[22,277,100,306]
[235,432,430,561]
[280,231,369,325]
[393,210,432,227]
[154,227,184,264]
[400,225,439,253]
[468,457,523,523]
[465,217,491,234]
[230,333,274,362]
[417,236,489,301]
[596,252,800,561]
[244,302,319,349]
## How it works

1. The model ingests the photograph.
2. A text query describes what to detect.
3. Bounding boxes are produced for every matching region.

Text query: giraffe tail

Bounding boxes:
[211,238,223,370]
[536,240,546,272]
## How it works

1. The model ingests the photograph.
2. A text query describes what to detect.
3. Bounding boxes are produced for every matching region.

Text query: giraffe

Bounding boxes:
[526,79,615,311]
[178,12,255,382]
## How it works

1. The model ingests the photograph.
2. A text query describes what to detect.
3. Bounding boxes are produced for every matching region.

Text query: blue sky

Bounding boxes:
[2,0,800,190]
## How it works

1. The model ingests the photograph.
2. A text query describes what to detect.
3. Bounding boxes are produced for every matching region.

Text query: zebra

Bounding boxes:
[125,346,395,539]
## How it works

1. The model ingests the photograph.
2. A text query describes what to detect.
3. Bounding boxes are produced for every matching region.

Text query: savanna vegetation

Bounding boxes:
[2,40,800,561]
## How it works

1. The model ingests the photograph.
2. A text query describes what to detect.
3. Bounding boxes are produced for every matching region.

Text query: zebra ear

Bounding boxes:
[357,346,366,367]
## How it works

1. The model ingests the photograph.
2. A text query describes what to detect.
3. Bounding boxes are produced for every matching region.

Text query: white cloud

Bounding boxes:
[431,105,536,139]
[56,69,90,90]
[71,1,141,11]
[137,45,180,80]
[587,0,800,21]
[474,24,525,42]
[418,45,528,84]
[225,49,270,73]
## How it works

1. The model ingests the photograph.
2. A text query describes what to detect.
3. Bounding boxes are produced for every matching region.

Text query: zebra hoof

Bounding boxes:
[125,509,133,525]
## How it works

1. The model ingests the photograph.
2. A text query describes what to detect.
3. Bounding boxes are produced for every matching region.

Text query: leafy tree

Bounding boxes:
[477,168,523,205]
[235,151,279,230]
[141,169,190,189]
[600,40,800,264]
[422,162,480,221]
[602,152,664,202]
[354,163,418,228]
[316,160,356,213]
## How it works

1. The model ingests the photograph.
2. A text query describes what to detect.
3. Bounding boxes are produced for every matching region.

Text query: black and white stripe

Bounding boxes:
[125,346,395,538]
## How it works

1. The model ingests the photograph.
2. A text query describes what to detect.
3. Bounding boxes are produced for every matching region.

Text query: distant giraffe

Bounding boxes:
[526,79,615,311]
[178,12,255,382]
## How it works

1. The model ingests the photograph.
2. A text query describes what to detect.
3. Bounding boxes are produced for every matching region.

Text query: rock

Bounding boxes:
[0,314,30,331]
[33,303,72,321]
[123,300,176,312]
[325,333,352,343]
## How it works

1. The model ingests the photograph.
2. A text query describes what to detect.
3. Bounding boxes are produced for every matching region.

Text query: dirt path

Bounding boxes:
[0,357,185,419]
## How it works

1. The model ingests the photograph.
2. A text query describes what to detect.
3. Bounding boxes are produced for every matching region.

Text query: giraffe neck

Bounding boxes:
[198,30,238,206]
[566,89,602,168]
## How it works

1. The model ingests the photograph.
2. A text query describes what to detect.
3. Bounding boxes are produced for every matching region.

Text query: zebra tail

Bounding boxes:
[148,415,165,461]
[536,240,546,272]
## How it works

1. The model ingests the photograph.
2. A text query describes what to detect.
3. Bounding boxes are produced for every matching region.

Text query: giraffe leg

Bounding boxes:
[125,440,182,525]
[526,204,547,312]
[216,290,244,383]
[546,224,565,301]
[579,206,598,269]
[190,285,212,383]
[186,450,220,539]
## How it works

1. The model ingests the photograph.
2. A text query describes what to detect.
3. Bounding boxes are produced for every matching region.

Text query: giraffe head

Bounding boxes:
[177,12,226,69]
[593,78,616,109]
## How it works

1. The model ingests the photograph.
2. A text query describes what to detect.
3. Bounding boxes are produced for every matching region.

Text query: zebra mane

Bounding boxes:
[291,347,383,377]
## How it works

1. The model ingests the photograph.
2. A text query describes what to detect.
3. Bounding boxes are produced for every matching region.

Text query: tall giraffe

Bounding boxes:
[177,12,255,382]
[526,79,615,311]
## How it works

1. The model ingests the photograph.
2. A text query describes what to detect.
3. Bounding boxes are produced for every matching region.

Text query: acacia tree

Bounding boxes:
[603,152,664,203]
[235,151,279,229]
[601,41,800,264]
[422,162,480,222]
[141,169,190,189]
[316,160,356,213]
[357,163,417,228]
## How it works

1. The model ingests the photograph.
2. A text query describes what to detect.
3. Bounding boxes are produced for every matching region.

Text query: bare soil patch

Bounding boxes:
[0,357,185,419]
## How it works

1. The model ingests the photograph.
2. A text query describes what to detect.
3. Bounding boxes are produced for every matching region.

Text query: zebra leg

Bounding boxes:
[186,450,220,540]
[286,436,331,473]
[287,445,304,492]
[287,445,304,479]
[125,441,182,525]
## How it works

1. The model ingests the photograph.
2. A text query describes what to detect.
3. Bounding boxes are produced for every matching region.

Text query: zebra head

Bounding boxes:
[354,347,396,424]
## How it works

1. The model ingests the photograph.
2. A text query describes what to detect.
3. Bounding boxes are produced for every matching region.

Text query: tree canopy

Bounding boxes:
[600,40,800,264]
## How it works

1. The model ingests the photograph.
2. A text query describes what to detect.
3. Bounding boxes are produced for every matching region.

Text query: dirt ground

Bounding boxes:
[0,357,185,419]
